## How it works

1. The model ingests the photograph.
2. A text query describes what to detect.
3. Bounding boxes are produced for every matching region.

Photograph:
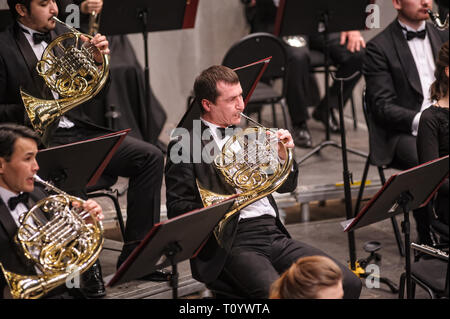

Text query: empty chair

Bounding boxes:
[222,32,291,130]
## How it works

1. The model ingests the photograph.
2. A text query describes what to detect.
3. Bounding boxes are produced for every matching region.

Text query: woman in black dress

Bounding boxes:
[417,41,449,228]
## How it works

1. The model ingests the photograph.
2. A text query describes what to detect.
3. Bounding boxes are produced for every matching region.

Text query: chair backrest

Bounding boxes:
[86,174,118,193]
[362,88,394,168]
[222,32,288,95]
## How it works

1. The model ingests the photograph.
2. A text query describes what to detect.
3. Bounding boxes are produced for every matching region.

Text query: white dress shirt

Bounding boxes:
[201,118,277,220]
[18,22,75,129]
[398,20,436,136]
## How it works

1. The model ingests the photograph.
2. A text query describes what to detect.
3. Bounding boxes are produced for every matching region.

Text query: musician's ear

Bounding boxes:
[15,4,28,18]
[201,99,212,113]
[392,0,402,11]
[0,157,5,174]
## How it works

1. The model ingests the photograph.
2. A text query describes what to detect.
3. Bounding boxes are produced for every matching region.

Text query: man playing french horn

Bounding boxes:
[0,123,104,299]
[165,65,362,299]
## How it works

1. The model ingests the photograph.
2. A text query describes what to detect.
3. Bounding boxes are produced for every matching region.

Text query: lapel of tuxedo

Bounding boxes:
[390,21,423,98]
[0,199,18,240]
[13,23,54,101]
[0,188,48,239]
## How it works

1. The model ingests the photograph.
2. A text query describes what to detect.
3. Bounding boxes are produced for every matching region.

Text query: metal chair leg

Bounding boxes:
[271,103,277,128]
[350,93,357,130]
[354,156,370,216]
[280,98,292,131]
[398,272,406,299]
[378,167,405,257]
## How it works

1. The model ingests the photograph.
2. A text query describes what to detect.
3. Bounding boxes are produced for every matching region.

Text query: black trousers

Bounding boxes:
[286,33,364,126]
[49,124,164,262]
[219,215,362,299]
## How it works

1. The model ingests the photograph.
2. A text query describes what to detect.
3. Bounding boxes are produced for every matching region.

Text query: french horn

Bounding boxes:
[197,113,294,246]
[20,16,110,135]
[0,175,104,299]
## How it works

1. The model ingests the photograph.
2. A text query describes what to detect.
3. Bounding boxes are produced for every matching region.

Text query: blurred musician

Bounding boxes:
[363,0,448,245]
[417,41,449,228]
[58,0,168,146]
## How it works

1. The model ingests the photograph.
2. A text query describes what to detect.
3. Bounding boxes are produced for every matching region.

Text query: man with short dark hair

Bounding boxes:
[165,65,362,299]
[0,123,103,299]
[363,0,448,245]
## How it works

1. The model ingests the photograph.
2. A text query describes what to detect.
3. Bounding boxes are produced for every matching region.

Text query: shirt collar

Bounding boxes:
[200,117,221,130]
[17,21,50,47]
[200,117,223,141]
[398,19,426,33]
[17,22,42,36]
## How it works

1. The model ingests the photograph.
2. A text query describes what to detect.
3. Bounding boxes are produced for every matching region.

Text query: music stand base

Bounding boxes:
[358,272,399,294]
[353,256,399,294]
[163,242,182,299]
[298,140,367,164]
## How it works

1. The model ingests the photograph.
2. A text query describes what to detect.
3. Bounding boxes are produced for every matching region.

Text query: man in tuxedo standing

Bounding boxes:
[165,65,362,298]
[0,123,103,299]
[363,0,448,245]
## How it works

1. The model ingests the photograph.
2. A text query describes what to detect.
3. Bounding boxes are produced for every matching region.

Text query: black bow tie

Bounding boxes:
[8,192,30,210]
[402,28,427,41]
[32,32,51,45]
[216,125,237,138]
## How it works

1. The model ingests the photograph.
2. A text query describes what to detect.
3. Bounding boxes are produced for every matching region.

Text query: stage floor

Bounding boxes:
[100,211,427,299]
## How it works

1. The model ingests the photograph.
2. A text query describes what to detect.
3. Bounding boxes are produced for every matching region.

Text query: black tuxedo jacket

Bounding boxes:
[0,21,111,140]
[165,121,299,284]
[363,20,448,166]
[0,186,48,297]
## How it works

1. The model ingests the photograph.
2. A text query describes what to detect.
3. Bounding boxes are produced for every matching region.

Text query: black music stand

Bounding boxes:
[36,129,129,193]
[107,197,236,299]
[0,9,13,32]
[344,155,449,299]
[177,57,271,131]
[274,0,369,164]
[97,0,199,141]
